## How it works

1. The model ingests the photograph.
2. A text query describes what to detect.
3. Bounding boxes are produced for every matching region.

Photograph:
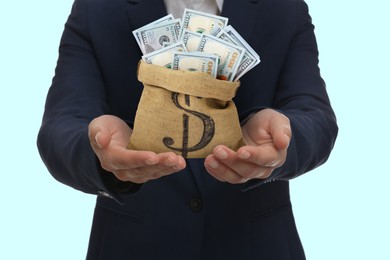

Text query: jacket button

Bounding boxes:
[189,198,202,212]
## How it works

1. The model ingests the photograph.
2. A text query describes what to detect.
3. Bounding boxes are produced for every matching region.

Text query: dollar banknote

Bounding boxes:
[181,29,203,52]
[133,10,261,82]
[222,25,260,79]
[182,9,228,36]
[142,42,188,68]
[217,29,259,80]
[133,14,174,47]
[172,51,219,78]
[133,19,181,54]
[197,34,245,81]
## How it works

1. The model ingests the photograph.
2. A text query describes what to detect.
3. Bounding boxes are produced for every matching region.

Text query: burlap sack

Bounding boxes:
[127,60,245,158]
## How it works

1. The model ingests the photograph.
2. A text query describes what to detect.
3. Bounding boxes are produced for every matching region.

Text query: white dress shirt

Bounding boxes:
[164,0,224,18]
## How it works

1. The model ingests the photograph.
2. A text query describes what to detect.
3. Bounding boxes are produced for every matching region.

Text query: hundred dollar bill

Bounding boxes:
[142,42,188,68]
[134,19,181,54]
[133,14,174,47]
[182,9,228,36]
[217,29,259,81]
[223,25,260,60]
[172,51,219,78]
[222,25,260,79]
[197,34,245,81]
[180,29,202,52]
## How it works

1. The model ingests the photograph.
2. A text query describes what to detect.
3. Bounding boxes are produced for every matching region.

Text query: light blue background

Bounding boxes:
[1,0,389,259]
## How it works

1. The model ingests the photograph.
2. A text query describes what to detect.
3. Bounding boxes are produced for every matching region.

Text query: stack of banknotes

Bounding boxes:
[133,9,260,82]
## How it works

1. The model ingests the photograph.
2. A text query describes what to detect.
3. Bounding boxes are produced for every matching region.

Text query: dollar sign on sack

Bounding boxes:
[163,92,215,157]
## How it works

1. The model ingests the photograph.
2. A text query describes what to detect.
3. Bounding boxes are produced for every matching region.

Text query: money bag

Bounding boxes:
[127,60,245,158]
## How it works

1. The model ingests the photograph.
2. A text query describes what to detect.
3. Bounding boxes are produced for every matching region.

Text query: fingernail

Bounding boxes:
[215,148,228,159]
[284,134,290,149]
[209,160,219,169]
[95,133,102,148]
[239,151,250,160]
[164,156,177,167]
[172,164,183,171]
[145,158,158,165]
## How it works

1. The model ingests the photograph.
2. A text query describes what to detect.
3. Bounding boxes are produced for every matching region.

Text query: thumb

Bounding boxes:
[88,117,112,149]
[270,114,291,150]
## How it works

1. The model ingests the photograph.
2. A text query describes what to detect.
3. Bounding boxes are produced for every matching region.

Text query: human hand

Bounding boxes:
[88,115,186,184]
[204,109,291,184]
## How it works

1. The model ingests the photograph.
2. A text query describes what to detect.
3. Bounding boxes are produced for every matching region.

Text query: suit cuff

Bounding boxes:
[95,157,142,205]
[240,176,281,192]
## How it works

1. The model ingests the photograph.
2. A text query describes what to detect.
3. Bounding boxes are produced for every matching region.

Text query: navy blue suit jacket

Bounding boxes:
[37,0,338,259]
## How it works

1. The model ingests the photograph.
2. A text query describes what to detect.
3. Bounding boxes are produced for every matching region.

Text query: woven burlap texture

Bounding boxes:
[127,60,245,158]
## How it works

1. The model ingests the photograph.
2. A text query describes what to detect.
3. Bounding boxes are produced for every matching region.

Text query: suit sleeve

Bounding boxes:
[37,0,139,203]
[243,0,338,190]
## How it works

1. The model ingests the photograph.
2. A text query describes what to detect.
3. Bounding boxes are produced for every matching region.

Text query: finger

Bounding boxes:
[113,154,186,183]
[156,152,187,171]
[94,131,112,149]
[88,120,112,149]
[204,155,227,182]
[147,156,186,178]
[171,155,187,171]
[100,148,159,171]
[209,146,275,180]
[237,144,286,168]
[113,167,172,183]
[269,114,291,150]
[210,146,257,177]
[205,155,245,184]
[206,146,263,181]
[110,151,185,172]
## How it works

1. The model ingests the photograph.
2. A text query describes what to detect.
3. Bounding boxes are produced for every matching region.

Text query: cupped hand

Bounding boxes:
[88,115,186,184]
[204,109,291,184]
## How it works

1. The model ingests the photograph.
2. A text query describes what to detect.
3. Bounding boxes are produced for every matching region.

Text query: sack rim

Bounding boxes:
[137,60,240,101]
